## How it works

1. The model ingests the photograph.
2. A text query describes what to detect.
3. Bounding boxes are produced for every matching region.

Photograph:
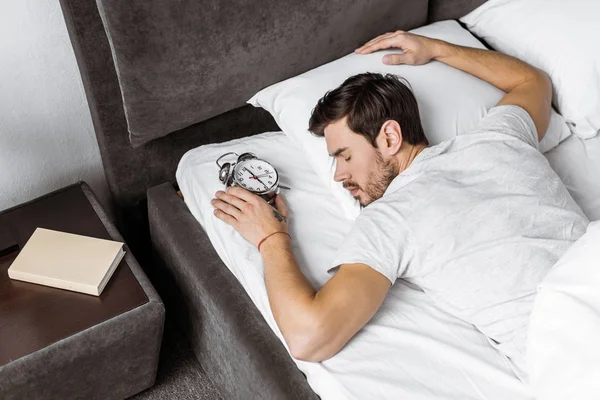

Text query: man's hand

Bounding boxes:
[355,30,442,66]
[356,29,552,139]
[211,186,289,247]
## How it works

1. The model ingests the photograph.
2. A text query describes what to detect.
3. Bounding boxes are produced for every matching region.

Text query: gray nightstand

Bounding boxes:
[0,182,165,400]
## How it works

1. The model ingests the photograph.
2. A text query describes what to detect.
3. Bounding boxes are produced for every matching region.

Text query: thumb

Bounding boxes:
[275,194,289,217]
[382,53,410,65]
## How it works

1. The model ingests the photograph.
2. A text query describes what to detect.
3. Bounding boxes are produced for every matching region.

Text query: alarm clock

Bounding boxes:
[216,152,282,204]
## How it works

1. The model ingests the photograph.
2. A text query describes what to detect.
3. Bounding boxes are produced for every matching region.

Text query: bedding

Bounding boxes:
[176,131,532,400]
[544,134,600,221]
[248,20,572,219]
[461,0,600,140]
[527,221,600,400]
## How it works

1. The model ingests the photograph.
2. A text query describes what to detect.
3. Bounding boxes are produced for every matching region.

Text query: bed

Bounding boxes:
[174,130,535,399]
[58,0,600,398]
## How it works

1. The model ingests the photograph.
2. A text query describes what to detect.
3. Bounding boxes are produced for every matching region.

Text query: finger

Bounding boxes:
[357,36,403,55]
[274,194,289,217]
[382,52,410,65]
[356,31,396,53]
[213,208,238,226]
[226,186,258,203]
[360,30,404,50]
[215,190,247,210]
[211,198,242,219]
[356,32,396,54]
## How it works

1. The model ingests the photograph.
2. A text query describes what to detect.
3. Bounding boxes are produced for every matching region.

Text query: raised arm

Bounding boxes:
[355,31,552,140]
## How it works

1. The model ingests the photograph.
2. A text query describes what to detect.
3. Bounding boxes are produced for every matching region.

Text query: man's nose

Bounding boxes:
[333,162,350,182]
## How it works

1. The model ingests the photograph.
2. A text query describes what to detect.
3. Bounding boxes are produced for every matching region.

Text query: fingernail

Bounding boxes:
[382,55,390,64]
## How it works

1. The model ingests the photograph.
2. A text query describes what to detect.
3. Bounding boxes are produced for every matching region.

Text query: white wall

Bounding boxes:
[0,0,111,214]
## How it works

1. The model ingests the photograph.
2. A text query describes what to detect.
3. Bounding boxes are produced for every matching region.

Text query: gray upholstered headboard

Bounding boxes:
[58,0,485,252]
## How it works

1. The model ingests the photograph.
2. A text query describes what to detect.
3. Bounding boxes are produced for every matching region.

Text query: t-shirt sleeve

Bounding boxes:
[328,201,411,285]
[474,105,539,150]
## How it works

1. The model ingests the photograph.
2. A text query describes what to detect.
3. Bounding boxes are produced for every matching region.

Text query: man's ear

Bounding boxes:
[377,120,403,156]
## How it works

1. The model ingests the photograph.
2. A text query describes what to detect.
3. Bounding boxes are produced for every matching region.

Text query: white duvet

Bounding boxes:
[530,134,600,400]
[528,220,600,400]
[177,132,532,400]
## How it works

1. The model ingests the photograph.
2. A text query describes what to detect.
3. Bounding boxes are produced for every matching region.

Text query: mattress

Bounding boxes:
[176,131,533,400]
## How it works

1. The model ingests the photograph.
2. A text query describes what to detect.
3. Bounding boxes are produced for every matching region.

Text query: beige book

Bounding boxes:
[8,227,125,296]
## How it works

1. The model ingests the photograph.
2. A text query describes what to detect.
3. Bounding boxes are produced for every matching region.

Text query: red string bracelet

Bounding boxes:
[257,231,291,252]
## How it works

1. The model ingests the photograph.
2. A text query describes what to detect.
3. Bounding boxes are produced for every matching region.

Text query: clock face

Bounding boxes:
[233,159,278,193]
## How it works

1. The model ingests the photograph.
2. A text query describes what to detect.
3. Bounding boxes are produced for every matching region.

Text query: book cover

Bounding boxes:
[7,227,125,296]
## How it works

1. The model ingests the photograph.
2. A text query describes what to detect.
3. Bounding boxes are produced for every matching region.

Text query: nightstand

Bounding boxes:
[0,182,165,400]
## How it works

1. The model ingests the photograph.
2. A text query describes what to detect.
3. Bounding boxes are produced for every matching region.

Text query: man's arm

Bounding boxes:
[355,31,552,140]
[212,187,390,361]
[260,235,390,361]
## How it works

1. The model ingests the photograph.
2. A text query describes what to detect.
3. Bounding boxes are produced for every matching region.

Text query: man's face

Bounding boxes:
[324,117,399,207]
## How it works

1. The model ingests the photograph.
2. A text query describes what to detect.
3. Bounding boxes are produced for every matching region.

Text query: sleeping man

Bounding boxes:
[210,30,589,380]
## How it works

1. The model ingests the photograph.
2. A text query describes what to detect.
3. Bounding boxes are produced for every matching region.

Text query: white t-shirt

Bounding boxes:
[330,105,589,380]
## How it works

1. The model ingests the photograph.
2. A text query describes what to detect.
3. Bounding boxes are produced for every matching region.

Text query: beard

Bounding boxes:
[344,150,399,207]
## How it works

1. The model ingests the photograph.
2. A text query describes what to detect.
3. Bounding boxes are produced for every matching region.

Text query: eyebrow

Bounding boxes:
[329,147,348,158]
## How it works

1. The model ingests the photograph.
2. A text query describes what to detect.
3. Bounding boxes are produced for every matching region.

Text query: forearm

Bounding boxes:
[211,188,329,357]
[433,40,544,93]
[259,234,319,355]
[259,236,392,362]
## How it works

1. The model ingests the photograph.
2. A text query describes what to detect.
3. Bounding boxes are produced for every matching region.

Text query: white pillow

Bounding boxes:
[527,221,600,400]
[461,0,600,140]
[248,20,571,219]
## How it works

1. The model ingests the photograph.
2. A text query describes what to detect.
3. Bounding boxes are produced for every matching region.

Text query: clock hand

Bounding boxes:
[243,167,257,179]
[243,167,268,189]
[251,172,274,179]
[254,176,269,189]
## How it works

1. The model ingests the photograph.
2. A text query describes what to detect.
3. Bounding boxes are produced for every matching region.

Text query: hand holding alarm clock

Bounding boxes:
[213,152,291,250]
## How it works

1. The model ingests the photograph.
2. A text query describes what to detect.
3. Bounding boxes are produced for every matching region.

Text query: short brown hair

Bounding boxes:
[308,73,428,147]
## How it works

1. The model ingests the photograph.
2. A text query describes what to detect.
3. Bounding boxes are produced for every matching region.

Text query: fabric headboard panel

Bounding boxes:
[59,0,486,253]
[96,0,429,147]
[428,0,486,23]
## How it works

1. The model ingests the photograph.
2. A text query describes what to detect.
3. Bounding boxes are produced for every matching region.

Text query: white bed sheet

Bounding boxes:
[176,131,532,400]
[544,133,600,221]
